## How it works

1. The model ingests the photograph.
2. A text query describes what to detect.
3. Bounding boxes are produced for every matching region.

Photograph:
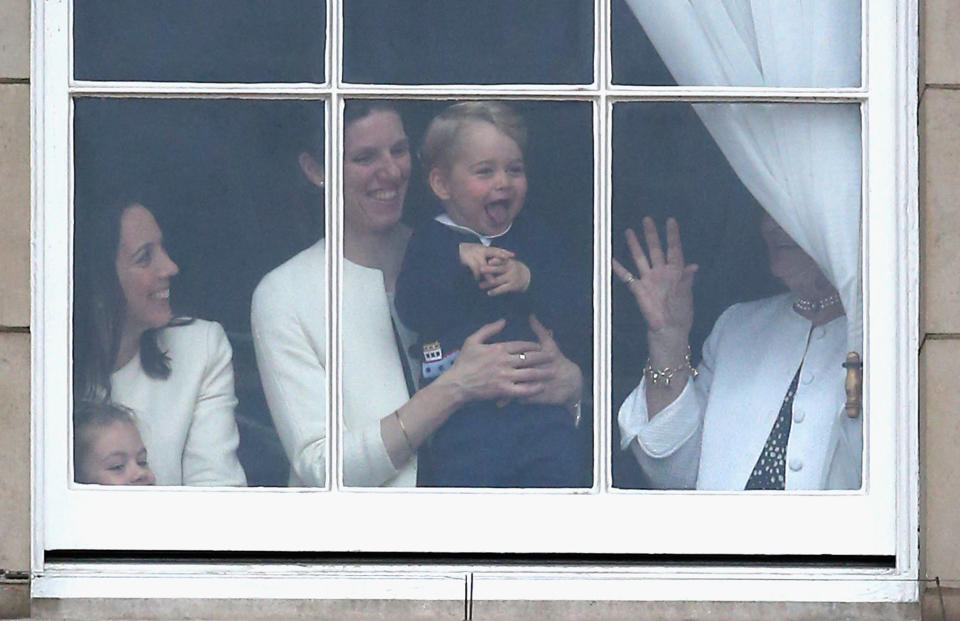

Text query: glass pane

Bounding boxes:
[610,102,863,491]
[612,0,862,87]
[341,99,594,488]
[74,1,326,83]
[73,98,325,487]
[343,1,593,85]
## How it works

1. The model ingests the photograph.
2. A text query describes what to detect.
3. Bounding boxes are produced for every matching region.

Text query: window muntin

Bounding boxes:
[36,0,912,563]
[73,0,327,83]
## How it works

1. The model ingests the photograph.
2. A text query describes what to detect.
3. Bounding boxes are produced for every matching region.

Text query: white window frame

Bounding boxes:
[31,0,920,603]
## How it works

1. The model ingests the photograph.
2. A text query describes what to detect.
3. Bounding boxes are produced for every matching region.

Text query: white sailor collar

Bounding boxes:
[434,213,512,247]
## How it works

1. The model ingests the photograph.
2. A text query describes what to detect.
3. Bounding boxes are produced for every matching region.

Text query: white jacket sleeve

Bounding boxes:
[251,270,399,488]
[181,321,247,486]
[617,313,726,490]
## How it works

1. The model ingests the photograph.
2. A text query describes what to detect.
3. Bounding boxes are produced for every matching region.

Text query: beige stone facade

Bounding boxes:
[0,0,956,618]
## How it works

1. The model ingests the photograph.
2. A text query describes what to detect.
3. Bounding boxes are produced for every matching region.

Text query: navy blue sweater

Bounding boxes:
[394,212,592,487]
[395,214,590,370]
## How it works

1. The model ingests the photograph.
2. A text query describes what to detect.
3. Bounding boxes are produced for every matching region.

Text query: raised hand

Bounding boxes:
[612,217,698,360]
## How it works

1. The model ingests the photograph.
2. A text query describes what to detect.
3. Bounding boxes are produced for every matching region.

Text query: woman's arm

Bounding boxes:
[381,318,552,468]
[253,269,408,487]
[251,281,332,486]
[617,325,718,490]
[181,321,247,486]
[612,217,698,416]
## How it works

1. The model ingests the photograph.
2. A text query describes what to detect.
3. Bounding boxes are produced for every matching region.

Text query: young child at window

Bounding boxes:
[395,101,590,488]
[74,400,157,485]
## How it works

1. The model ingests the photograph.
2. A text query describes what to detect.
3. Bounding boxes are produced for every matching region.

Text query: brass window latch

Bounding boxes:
[843,351,863,418]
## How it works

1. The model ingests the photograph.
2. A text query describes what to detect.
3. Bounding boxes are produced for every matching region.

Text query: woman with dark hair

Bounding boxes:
[251,101,583,487]
[74,200,247,486]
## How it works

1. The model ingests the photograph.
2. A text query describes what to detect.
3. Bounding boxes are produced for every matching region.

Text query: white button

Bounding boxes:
[793,410,805,423]
[789,458,803,471]
[801,372,815,385]
[814,327,827,340]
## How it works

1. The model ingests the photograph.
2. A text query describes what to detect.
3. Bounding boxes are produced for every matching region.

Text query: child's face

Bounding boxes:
[430,121,527,236]
[78,420,157,485]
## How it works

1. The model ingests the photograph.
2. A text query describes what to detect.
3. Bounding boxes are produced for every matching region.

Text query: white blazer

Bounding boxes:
[618,293,862,490]
[251,240,417,487]
[111,320,247,486]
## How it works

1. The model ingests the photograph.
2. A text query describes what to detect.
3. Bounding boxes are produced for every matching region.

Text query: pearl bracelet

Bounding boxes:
[642,347,698,388]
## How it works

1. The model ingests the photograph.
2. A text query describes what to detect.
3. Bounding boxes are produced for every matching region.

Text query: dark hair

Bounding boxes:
[72,399,139,483]
[73,199,177,403]
[343,100,402,132]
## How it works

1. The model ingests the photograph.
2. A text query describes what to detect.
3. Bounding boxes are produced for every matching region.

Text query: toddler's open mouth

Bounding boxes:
[484,199,512,225]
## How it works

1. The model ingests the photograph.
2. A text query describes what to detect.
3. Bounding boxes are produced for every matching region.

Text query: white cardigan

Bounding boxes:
[251,240,417,487]
[618,293,862,490]
[111,320,247,486]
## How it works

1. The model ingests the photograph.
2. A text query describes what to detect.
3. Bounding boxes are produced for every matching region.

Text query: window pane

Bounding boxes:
[612,0,862,88]
[73,98,325,487]
[340,99,594,488]
[343,1,593,85]
[611,102,863,491]
[74,1,326,83]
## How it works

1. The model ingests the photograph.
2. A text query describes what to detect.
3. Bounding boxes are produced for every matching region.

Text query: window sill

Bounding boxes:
[33,561,919,603]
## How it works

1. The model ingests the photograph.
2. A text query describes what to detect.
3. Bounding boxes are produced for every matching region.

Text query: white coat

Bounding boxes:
[618,293,861,490]
[251,240,417,487]
[111,319,247,486]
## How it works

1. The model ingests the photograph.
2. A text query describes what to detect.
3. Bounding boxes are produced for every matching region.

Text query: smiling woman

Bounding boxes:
[113,205,180,368]
[251,99,589,488]
[73,199,247,486]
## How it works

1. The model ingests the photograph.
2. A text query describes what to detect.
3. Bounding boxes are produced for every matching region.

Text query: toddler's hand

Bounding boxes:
[459,243,515,280]
[479,257,531,296]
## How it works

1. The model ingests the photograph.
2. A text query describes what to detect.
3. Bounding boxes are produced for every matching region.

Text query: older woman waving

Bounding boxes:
[615,214,858,491]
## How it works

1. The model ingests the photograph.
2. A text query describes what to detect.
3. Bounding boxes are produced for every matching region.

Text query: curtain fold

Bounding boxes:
[623,0,862,354]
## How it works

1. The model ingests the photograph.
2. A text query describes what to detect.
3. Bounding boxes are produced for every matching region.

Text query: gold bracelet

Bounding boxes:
[642,347,698,388]
[394,410,415,453]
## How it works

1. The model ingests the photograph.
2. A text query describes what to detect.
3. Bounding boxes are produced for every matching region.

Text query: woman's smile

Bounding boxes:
[115,205,179,338]
[343,110,412,235]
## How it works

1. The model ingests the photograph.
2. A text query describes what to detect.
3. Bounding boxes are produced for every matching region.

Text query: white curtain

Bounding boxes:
[623,0,862,354]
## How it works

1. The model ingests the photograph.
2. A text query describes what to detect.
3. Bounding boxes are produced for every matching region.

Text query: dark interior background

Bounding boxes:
[71,1,781,488]
[74,0,326,83]
[343,0,594,85]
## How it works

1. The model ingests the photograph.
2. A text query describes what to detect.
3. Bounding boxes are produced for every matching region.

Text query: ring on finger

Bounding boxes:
[518,352,527,362]
[623,273,637,285]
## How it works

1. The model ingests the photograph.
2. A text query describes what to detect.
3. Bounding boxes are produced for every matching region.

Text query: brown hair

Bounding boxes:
[73,200,188,404]
[73,399,140,483]
[420,101,527,175]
